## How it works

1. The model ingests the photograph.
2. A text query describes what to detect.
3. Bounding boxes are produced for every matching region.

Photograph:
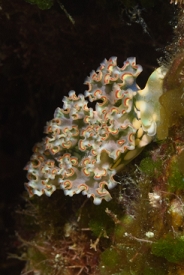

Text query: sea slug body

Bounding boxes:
[25,57,166,204]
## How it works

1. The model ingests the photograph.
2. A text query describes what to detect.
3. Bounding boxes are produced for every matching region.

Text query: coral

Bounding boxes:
[25,57,167,204]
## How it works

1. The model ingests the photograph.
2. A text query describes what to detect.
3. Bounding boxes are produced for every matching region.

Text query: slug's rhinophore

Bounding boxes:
[25,57,167,204]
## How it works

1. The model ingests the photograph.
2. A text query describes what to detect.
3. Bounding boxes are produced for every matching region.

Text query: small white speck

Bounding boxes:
[145,231,154,238]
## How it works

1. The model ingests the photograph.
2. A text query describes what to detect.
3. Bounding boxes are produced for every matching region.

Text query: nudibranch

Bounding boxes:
[25,57,167,205]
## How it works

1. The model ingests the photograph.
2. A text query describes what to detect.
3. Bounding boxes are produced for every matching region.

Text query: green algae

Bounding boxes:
[168,159,184,192]
[87,204,115,237]
[158,54,184,140]
[25,0,53,10]
[99,248,123,274]
[177,150,184,176]
[139,157,162,177]
[152,236,184,263]
[114,215,134,240]
[26,246,52,275]
[142,267,166,275]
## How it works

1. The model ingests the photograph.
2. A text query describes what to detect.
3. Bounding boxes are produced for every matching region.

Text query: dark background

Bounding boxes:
[0,0,174,274]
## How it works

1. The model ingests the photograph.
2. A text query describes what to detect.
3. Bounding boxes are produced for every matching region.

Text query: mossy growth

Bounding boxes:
[142,266,167,275]
[114,215,134,240]
[19,230,71,274]
[177,150,184,176]
[152,236,184,263]
[26,245,52,275]
[99,241,168,275]
[158,53,184,140]
[78,198,124,239]
[99,247,123,275]
[25,0,54,10]
[19,191,104,275]
[99,169,169,275]
[168,158,184,192]
[22,191,70,238]
[88,207,115,238]
[139,157,162,177]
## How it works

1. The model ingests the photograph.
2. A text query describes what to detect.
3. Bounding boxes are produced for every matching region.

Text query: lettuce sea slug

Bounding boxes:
[25,57,167,205]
